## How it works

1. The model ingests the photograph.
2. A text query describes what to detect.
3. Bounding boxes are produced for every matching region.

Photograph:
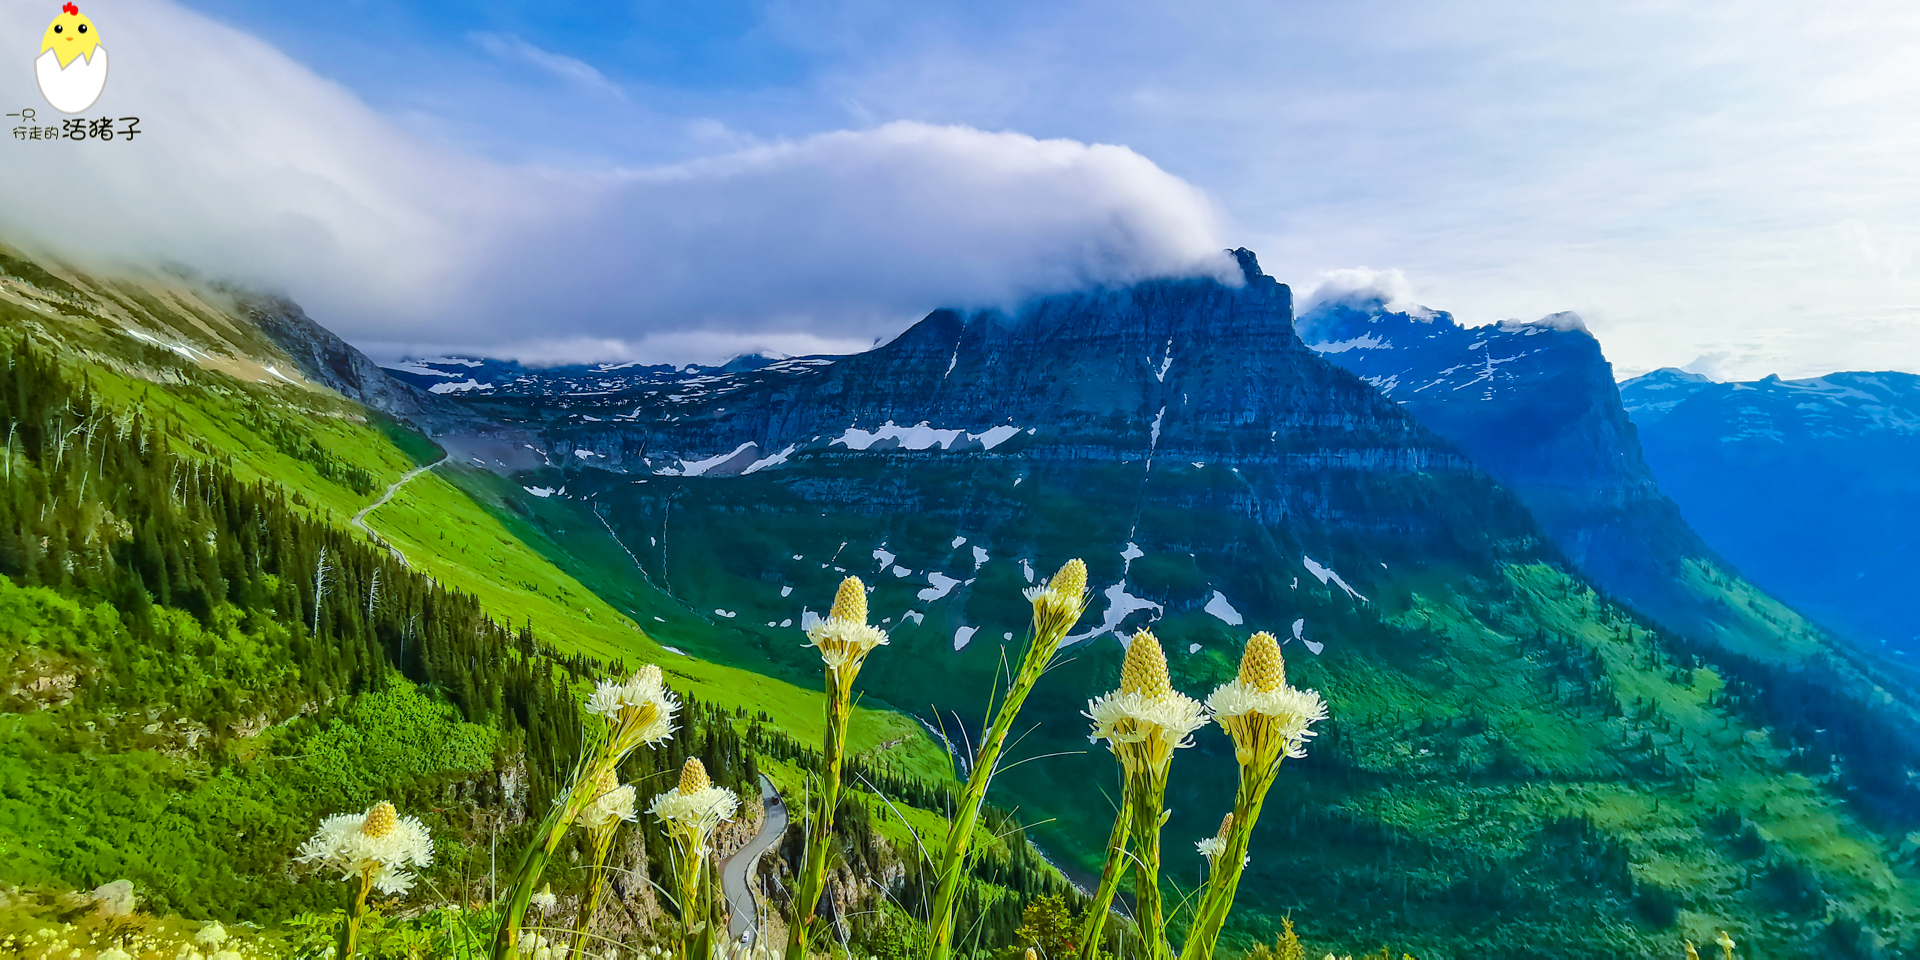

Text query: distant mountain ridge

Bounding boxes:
[412,251,1920,953]
[1621,367,1920,652]
[382,353,807,398]
[1294,295,1822,665]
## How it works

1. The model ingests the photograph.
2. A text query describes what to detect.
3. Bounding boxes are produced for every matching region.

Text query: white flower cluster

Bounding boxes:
[519,931,571,960]
[804,617,889,671]
[530,884,559,914]
[295,808,434,895]
[648,783,740,837]
[1084,689,1211,751]
[1195,835,1227,859]
[585,664,679,746]
[579,783,640,831]
[1206,680,1328,759]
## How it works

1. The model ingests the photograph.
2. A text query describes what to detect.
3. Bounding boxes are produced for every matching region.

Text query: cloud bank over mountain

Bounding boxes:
[0,0,1232,365]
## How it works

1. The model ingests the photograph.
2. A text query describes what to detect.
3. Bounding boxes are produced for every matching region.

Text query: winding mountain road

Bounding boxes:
[351,456,445,541]
[719,775,788,948]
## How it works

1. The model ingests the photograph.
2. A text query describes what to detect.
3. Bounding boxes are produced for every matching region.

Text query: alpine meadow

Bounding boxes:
[7,3,1920,958]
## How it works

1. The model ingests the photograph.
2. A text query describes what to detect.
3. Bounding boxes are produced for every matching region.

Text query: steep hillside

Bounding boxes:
[1621,369,1920,654]
[1292,296,1835,665]
[439,252,1920,955]
[0,240,951,793]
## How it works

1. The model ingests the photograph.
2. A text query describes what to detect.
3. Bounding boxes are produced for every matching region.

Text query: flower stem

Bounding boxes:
[1077,791,1135,960]
[337,868,373,960]
[787,669,852,960]
[1129,764,1172,960]
[677,837,707,960]
[928,627,1062,960]
[1175,757,1283,960]
[492,761,599,959]
[570,829,618,960]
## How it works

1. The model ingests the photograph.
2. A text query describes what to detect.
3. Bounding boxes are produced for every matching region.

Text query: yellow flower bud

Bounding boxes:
[830,576,867,624]
[678,757,711,795]
[1051,558,1087,602]
[1238,632,1285,692]
[361,800,397,839]
[1120,630,1172,699]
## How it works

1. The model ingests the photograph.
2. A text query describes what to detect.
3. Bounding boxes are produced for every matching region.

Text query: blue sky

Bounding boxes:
[6,0,1919,377]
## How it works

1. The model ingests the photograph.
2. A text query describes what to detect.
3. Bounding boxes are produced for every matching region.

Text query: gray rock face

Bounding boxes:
[1295,295,1791,651]
[550,252,1464,468]
[245,297,466,431]
[534,251,1522,547]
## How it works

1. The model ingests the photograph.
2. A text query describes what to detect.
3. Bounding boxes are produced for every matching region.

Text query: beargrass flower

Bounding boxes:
[579,767,639,832]
[804,576,888,673]
[519,931,570,960]
[1206,632,1327,769]
[649,758,739,844]
[929,560,1089,960]
[1197,813,1232,862]
[531,884,558,914]
[297,800,434,895]
[586,664,680,759]
[1084,630,1206,960]
[97,949,131,960]
[1085,630,1211,774]
[1024,558,1089,641]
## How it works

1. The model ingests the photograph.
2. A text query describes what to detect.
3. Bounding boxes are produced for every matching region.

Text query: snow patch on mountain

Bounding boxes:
[1070,581,1164,644]
[429,379,491,394]
[1303,555,1369,602]
[831,421,1023,452]
[1204,591,1243,625]
[1309,334,1388,354]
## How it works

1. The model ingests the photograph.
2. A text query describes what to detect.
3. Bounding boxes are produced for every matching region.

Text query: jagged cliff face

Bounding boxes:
[1622,369,1920,651]
[245,296,467,429]
[513,251,1520,548]
[491,256,1920,954]
[1294,296,1824,661]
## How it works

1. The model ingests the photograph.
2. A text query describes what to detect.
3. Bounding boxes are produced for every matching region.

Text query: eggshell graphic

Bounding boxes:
[37,46,107,114]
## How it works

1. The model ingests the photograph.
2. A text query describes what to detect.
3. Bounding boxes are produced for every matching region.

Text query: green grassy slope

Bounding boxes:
[526,439,1920,957]
[0,245,943,768]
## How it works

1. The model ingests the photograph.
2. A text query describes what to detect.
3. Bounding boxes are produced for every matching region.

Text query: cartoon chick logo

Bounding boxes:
[36,3,107,114]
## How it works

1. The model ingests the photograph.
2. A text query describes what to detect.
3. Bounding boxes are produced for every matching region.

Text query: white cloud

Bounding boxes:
[469,32,627,101]
[0,0,1234,366]
[764,0,1920,380]
[1303,267,1419,313]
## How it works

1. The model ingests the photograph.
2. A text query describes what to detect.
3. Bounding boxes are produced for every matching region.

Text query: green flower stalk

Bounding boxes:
[928,559,1088,960]
[787,576,887,960]
[652,758,740,960]
[570,766,640,958]
[1085,631,1210,960]
[296,800,434,960]
[1075,791,1132,960]
[1178,633,1327,960]
[494,665,679,959]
